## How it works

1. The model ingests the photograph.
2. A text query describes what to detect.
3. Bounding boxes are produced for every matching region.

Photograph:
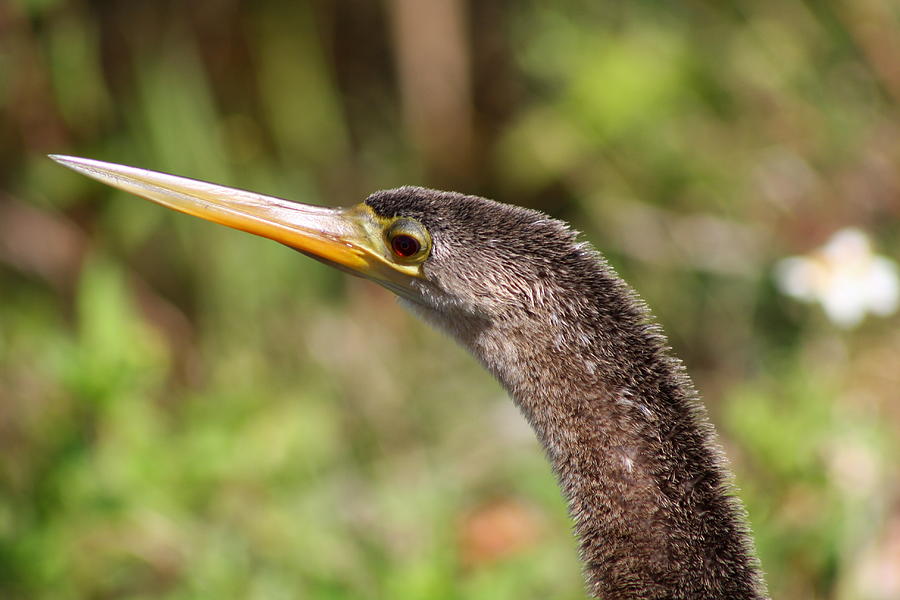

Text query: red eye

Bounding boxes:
[391,234,421,258]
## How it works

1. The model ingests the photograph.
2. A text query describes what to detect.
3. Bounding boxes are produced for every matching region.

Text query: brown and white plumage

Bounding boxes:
[367,187,767,599]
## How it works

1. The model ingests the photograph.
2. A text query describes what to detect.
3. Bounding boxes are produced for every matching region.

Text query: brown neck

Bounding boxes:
[466,307,767,599]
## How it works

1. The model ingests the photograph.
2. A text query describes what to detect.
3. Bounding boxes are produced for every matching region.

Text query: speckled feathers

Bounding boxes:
[365,187,767,599]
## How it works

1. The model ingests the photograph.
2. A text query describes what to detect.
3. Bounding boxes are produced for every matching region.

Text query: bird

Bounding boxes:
[50,155,768,599]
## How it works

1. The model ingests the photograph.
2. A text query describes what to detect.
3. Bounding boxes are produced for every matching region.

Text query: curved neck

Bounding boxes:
[487,318,765,598]
[412,275,768,599]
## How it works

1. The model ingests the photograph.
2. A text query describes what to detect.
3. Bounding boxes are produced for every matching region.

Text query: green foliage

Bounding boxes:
[2,1,899,598]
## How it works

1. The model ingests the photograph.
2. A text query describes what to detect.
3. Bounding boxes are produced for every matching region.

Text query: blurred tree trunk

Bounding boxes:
[386,0,475,185]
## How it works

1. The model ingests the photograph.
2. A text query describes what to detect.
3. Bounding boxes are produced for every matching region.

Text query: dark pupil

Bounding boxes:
[391,234,420,257]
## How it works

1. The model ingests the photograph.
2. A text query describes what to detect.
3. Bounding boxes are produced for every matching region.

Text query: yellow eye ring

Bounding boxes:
[385,219,430,263]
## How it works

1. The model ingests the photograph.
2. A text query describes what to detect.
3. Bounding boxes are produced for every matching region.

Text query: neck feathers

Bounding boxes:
[441,250,767,599]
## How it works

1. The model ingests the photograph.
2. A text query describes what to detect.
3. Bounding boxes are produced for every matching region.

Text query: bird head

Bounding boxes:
[49,157,582,330]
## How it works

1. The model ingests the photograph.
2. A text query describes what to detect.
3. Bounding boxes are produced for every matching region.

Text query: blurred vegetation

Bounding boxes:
[2,0,900,598]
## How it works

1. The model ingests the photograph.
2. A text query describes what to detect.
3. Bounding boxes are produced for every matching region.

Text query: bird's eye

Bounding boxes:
[391,234,420,258]
[385,219,430,263]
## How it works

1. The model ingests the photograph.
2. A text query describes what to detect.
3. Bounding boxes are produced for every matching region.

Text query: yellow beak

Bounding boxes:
[49,155,418,285]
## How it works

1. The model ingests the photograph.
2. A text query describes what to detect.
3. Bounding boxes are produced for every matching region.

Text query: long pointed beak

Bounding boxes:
[49,155,389,278]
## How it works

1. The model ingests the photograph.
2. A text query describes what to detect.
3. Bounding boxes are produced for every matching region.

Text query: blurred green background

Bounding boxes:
[2,0,900,598]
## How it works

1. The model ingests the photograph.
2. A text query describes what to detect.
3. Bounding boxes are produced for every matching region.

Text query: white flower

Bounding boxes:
[775,228,899,328]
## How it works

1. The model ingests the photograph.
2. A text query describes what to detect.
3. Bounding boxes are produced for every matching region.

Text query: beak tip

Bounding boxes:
[48,154,81,170]
[49,155,118,181]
